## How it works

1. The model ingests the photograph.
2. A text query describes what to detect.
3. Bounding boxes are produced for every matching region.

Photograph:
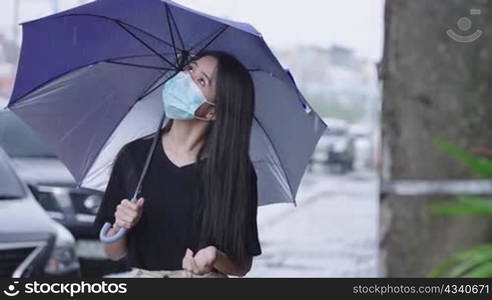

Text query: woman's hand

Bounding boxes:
[113,197,144,230]
[182,246,218,275]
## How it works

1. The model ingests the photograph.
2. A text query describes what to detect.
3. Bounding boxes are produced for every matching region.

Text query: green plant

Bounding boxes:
[427,137,492,278]
[428,245,492,277]
[432,137,492,179]
[428,196,492,216]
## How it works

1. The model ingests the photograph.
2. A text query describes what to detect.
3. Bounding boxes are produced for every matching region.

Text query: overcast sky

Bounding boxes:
[0,0,384,61]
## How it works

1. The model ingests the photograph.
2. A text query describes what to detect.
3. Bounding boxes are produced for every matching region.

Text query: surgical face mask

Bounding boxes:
[162,71,216,121]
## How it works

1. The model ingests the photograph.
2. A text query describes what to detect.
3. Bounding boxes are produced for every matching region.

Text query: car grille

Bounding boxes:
[0,241,50,277]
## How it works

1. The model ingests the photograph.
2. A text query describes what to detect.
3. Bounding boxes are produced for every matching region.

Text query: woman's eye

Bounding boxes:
[199,78,205,86]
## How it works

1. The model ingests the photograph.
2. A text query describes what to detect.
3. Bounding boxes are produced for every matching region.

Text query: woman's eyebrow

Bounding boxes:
[191,61,212,85]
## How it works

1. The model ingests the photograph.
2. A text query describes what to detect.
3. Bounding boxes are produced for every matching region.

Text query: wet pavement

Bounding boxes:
[246,167,379,277]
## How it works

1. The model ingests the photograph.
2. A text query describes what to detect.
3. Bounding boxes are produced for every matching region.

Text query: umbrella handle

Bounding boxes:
[99,222,127,244]
[99,194,139,243]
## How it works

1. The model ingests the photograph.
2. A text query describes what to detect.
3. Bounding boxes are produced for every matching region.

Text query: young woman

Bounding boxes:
[93,50,261,278]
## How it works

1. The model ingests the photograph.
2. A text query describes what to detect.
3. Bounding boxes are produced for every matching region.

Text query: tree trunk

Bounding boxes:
[380,0,492,277]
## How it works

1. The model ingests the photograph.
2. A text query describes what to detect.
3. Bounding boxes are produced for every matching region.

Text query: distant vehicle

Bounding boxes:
[349,124,374,170]
[311,118,355,173]
[0,108,128,276]
[0,147,80,278]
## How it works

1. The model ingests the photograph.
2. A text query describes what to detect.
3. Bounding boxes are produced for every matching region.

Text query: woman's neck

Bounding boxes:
[163,119,208,153]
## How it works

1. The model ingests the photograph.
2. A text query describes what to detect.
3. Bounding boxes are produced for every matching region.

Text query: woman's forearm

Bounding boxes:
[103,224,127,261]
[213,249,252,277]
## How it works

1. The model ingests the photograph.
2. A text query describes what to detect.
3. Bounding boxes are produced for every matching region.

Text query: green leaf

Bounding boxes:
[428,255,466,277]
[428,244,492,277]
[462,261,492,278]
[432,137,492,179]
[428,196,492,216]
[448,249,492,277]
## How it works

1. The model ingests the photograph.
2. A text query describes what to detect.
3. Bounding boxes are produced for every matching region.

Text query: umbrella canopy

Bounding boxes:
[7,0,327,209]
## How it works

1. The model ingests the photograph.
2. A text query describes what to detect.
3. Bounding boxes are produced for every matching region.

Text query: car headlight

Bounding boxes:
[44,222,80,275]
[83,194,102,215]
[70,191,102,215]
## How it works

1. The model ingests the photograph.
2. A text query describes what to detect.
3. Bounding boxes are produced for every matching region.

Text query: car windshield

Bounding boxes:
[0,151,25,199]
[0,110,57,158]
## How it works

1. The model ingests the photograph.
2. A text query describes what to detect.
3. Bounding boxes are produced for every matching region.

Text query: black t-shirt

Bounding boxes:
[93,133,262,270]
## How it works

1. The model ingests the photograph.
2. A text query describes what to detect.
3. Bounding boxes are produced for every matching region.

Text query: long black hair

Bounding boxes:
[161,50,256,265]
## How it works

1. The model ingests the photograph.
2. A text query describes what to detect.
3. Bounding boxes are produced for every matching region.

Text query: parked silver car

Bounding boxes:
[0,147,80,277]
[0,109,102,239]
[0,108,127,277]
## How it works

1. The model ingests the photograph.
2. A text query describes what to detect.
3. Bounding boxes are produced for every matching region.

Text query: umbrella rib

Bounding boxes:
[193,25,230,57]
[109,53,177,60]
[136,71,171,101]
[11,55,179,108]
[118,21,184,52]
[136,46,201,100]
[57,14,183,51]
[54,13,184,69]
[253,115,295,203]
[78,69,172,183]
[79,94,120,182]
[119,20,184,52]
[116,21,177,69]
[165,4,180,63]
[166,3,186,52]
[11,58,173,104]
[249,69,309,113]
[137,69,181,101]
[106,60,174,71]
[189,25,228,54]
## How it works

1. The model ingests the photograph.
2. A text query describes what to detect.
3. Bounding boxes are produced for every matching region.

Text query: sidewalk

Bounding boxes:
[248,168,379,277]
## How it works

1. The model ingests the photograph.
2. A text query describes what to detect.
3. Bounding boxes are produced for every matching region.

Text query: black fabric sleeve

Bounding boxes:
[246,164,262,256]
[93,145,130,232]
